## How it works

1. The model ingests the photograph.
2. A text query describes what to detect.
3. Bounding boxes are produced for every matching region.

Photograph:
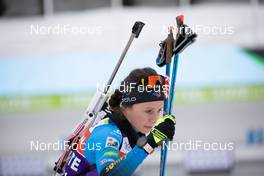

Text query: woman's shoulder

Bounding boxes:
[89,117,122,139]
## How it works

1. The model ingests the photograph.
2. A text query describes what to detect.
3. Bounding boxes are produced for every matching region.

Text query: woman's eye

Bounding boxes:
[145,110,152,113]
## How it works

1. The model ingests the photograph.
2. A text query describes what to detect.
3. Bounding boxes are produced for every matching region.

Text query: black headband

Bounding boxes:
[120,75,167,106]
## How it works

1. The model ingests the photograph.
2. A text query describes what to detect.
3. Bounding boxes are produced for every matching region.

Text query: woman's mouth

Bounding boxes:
[144,125,153,129]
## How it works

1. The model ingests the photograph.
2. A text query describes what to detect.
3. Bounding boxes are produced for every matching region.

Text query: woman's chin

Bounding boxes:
[141,126,152,134]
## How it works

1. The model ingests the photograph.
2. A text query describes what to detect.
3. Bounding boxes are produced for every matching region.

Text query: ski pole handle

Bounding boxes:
[132,21,145,38]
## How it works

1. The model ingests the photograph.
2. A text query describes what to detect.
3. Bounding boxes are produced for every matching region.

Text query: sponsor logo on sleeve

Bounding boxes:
[100,158,115,165]
[105,137,119,150]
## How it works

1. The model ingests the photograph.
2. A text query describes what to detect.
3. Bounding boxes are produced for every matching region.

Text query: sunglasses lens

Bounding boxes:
[148,75,163,88]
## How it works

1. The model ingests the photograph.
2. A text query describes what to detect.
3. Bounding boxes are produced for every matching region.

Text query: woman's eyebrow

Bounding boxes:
[145,107,155,109]
[145,106,163,109]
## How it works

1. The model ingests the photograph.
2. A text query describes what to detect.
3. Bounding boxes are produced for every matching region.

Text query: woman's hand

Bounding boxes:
[147,114,176,148]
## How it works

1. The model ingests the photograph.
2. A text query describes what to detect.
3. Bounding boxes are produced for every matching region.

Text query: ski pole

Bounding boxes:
[160,54,179,176]
[85,21,145,124]
[156,15,197,176]
[159,62,171,176]
[105,21,145,93]
[156,25,174,176]
[53,21,145,176]
[160,15,187,176]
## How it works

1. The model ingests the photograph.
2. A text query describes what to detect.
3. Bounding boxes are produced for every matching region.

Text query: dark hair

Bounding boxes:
[108,67,158,111]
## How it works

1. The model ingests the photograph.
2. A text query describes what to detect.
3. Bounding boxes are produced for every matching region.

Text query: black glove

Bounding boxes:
[147,114,176,148]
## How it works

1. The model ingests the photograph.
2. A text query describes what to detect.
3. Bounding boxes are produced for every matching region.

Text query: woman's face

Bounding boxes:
[122,101,163,134]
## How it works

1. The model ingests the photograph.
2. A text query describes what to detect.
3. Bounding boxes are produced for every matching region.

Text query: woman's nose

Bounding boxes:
[149,114,159,123]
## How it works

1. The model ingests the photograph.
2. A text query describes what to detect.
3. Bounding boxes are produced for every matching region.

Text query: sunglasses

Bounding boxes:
[140,75,166,88]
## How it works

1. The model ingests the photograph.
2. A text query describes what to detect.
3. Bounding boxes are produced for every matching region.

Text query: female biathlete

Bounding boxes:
[64,67,176,176]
